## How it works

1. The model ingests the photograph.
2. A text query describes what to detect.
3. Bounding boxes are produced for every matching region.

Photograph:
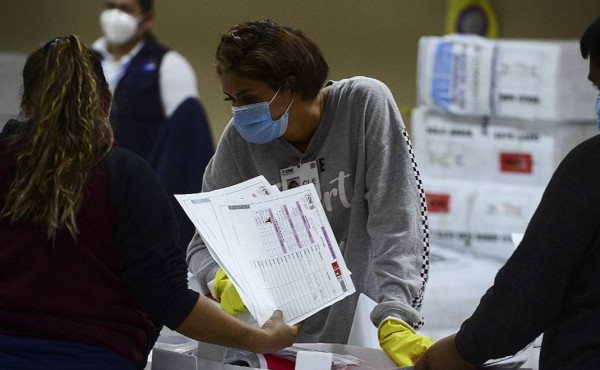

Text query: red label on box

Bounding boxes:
[500,152,532,173]
[425,193,450,213]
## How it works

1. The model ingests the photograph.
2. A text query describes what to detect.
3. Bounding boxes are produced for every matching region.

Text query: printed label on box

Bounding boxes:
[425,193,451,213]
[499,152,533,173]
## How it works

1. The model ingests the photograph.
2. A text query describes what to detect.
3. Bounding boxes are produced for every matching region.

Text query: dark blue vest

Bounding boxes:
[102,35,215,252]
[109,34,167,161]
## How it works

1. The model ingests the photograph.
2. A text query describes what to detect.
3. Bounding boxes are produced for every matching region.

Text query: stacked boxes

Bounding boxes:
[418,35,597,120]
[414,35,597,261]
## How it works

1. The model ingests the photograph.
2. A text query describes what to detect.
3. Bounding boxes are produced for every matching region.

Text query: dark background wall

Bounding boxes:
[1,1,598,140]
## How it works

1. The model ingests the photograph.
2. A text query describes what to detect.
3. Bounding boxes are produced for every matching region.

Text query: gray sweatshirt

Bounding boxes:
[187,76,430,343]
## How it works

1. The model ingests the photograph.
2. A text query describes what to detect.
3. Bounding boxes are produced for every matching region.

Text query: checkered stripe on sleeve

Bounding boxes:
[402,128,430,329]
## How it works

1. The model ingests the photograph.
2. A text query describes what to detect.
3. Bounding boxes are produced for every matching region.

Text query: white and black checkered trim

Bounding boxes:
[402,128,430,330]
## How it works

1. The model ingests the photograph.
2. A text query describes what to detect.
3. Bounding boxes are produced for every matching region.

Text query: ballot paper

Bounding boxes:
[176,176,276,275]
[175,176,279,319]
[176,177,355,326]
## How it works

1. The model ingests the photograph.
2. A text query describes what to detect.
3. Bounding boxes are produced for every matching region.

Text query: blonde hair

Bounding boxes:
[1,35,113,239]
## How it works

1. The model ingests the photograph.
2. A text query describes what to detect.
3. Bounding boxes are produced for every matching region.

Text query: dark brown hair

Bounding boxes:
[216,18,329,100]
[2,35,113,239]
[138,0,153,13]
[581,15,600,60]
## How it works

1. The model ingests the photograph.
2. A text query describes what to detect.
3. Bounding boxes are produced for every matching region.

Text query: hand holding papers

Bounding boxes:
[176,176,356,327]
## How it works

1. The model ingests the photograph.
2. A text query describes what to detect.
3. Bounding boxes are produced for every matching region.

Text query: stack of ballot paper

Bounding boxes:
[175,176,356,327]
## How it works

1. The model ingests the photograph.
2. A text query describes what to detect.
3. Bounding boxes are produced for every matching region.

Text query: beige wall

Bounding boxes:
[1,1,598,142]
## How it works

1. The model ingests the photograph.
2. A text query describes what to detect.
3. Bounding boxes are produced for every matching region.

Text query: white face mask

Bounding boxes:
[100,9,140,45]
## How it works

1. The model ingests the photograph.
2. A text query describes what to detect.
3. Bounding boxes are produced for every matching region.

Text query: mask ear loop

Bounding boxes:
[269,86,295,113]
[268,86,282,105]
[283,98,295,113]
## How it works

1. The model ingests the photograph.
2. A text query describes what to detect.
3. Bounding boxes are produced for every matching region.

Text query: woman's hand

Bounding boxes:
[414,334,476,370]
[176,297,302,354]
[251,310,303,354]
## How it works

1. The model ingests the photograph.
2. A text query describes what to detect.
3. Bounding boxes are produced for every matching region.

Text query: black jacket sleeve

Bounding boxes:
[104,147,199,329]
[455,135,600,364]
[0,119,23,138]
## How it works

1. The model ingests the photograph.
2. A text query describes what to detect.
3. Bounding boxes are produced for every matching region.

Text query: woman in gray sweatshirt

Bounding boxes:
[187,18,432,366]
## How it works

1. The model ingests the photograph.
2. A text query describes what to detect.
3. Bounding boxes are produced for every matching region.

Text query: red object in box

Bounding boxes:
[263,354,296,369]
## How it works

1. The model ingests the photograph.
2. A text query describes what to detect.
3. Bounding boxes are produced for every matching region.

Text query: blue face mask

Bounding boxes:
[232,87,295,144]
[596,95,600,130]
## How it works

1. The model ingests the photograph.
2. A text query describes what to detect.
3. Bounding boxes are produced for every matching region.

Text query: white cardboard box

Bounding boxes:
[151,341,398,370]
[412,107,597,187]
[411,107,490,182]
[493,40,596,121]
[423,176,545,261]
[418,34,495,116]
[417,35,597,121]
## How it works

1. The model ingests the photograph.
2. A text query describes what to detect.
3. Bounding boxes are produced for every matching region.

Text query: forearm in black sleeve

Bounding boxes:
[106,148,199,329]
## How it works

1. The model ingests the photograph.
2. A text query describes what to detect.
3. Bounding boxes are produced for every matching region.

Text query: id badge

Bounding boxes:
[280,160,321,194]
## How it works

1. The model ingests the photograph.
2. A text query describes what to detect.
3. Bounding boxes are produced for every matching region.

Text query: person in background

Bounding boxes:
[415,15,600,370]
[0,35,300,370]
[93,0,214,252]
[187,18,433,367]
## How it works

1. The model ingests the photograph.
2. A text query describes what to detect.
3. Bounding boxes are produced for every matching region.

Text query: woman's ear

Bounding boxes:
[285,75,297,95]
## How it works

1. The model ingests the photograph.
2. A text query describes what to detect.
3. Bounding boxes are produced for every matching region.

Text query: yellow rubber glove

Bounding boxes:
[378,317,435,367]
[213,268,247,316]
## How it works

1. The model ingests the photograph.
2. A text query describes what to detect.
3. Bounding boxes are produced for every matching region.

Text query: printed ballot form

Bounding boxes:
[176,176,276,271]
[176,177,355,326]
[175,176,279,318]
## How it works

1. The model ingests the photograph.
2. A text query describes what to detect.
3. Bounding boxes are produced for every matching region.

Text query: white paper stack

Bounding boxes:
[175,176,355,326]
